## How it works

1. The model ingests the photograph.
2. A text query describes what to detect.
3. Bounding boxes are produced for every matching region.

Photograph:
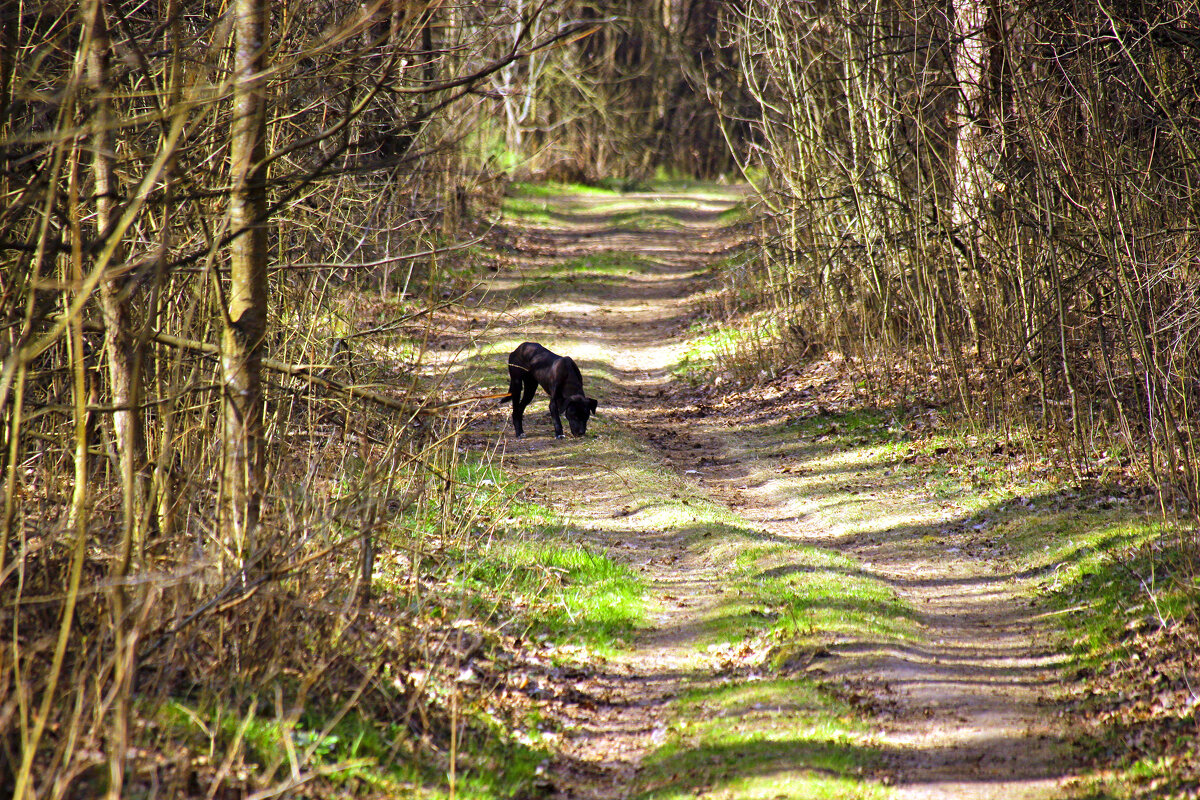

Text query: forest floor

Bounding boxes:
[438,184,1096,799]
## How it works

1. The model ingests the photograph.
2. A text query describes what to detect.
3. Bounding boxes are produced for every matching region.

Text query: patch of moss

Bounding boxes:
[638,679,887,800]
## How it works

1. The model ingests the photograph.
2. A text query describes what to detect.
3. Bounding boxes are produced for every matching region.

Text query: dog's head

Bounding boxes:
[564,395,598,437]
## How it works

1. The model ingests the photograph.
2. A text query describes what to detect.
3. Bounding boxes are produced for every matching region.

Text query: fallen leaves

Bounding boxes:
[1067,618,1200,797]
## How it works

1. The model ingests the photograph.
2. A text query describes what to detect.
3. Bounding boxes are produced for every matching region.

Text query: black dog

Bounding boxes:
[502,342,598,438]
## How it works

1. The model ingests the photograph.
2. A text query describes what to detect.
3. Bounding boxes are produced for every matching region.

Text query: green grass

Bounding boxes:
[372,457,557,549]
[1040,526,1198,799]
[672,324,739,382]
[718,203,749,225]
[645,167,750,197]
[601,208,689,230]
[782,407,898,444]
[507,488,892,797]
[672,311,786,385]
[1048,520,1176,658]
[460,539,645,651]
[637,679,887,800]
[147,451,646,799]
[499,194,556,223]
[539,251,643,277]
[500,194,702,230]
[501,181,747,231]
[775,409,1198,799]
[491,179,1198,798]
[507,180,621,197]
[152,696,552,799]
[500,252,648,298]
[384,456,646,652]
[717,541,917,662]
[550,419,908,798]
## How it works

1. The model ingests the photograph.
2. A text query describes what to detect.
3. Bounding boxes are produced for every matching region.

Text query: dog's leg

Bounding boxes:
[508,370,526,437]
[513,376,537,437]
[521,377,538,416]
[549,393,565,439]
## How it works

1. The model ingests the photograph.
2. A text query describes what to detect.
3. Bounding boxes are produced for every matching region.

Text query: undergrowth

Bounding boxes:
[132,450,643,799]
[675,294,1200,798]
[1051,533,1200,799]
[673,306,815,388]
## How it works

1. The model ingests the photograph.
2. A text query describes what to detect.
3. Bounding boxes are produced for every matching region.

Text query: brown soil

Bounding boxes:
[451,189,1077,799]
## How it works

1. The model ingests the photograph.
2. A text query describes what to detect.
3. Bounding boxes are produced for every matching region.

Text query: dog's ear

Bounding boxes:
[588,397,598,413]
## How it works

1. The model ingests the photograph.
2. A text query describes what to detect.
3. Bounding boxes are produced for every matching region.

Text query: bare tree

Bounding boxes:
[2,1,596,795]
[87,0,153,561]
[223,0,271,570]
[725,0,1200,516]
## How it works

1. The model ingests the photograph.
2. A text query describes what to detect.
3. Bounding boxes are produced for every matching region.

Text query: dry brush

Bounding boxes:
[725,0,1200,517]
[0,0,565,795]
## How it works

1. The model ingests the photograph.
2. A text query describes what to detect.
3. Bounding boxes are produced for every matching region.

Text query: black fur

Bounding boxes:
[502,342,598,439]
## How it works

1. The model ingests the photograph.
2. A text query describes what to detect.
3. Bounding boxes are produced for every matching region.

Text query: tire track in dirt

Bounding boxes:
[645,410,1074,799]
[460,188,1076,799]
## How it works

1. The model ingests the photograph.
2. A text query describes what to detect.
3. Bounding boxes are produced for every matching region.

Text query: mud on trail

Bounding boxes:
[448,187,1080,799]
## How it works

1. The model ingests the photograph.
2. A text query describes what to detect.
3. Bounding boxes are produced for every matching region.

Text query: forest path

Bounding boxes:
[451,186,1076,799]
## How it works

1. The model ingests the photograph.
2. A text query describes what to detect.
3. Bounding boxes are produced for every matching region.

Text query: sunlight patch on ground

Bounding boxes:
[473,182,1097,799]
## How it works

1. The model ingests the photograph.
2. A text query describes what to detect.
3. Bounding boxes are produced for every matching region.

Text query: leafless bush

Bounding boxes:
[482,0,746,182]
[0,1,557,795]
[725,0,1200,516]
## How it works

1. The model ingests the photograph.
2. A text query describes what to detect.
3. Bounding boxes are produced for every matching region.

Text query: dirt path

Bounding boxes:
[457,187,1076,799]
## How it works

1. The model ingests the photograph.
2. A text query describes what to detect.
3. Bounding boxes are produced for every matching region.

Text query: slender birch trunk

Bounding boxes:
[85,4,144,793]
[223,0,270,569]
[87,0,152,551]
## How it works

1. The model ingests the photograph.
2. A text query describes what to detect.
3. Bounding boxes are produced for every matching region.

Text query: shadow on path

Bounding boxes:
[455,186,1080,800]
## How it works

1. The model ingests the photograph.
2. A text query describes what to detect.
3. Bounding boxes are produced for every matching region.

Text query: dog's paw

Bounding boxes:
[514,432,525,439]
[555,434,565,440]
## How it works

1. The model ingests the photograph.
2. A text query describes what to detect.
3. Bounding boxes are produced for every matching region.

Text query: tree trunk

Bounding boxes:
[950,0,990,348]
[87,0,153,556]
[950,0,988,231]
[223,0,270,570]
[85,4,145,794]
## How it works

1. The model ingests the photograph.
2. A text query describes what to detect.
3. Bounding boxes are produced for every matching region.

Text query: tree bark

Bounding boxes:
[950,0,991,347]
[950,0,990,232]
[223,0,270,569]
[85,5,144,793]
[87,0,153,553]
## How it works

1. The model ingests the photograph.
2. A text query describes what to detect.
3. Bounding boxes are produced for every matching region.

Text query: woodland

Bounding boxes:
[2,0,1199,798]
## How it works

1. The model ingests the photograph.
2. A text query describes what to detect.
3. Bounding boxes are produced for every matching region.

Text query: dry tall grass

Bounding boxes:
[0,1,557,795]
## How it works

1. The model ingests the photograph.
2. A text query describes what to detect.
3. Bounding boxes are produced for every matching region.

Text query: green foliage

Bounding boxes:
[463,119,525,175]
[501,182,748,232]
[425,456,646,651]
[637,679,886,799]
[599,421,912,796]
[782,407,895,442]
[508,181,620,197]
[719,540,917,659]
[540,252,641,277]
[1042,529,1198,798]
[1050,523,1174,658]
[499,194,555,223]
[149,451,643,799]
[672,309,798,385]
[154,697,551,798]
[500,193,700,231]
[460,539,645,651]
[673,324,742,383]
